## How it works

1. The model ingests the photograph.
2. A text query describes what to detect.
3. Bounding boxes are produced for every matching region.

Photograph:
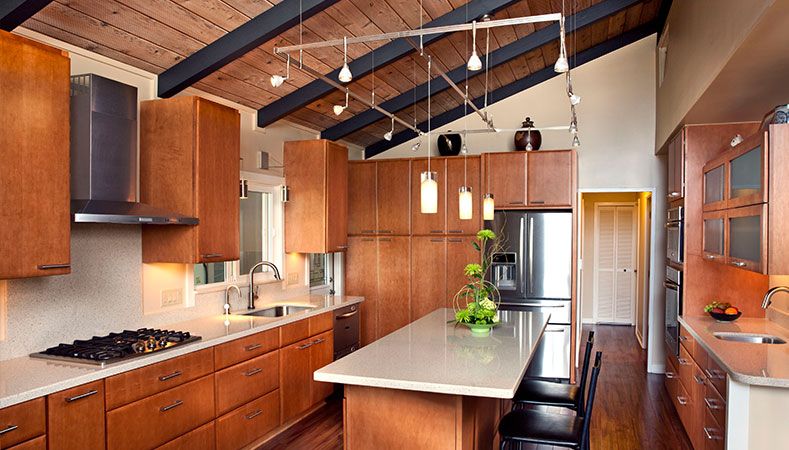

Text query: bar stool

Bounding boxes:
[498,351,602,450]
[511,331,595,416]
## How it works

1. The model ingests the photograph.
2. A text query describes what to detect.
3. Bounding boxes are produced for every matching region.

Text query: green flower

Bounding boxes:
[477,229,496,241]
[464,263,483,278]
[480,298,496,311]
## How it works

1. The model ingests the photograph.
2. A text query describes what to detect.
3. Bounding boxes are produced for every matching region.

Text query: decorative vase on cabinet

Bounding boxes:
[514,117,542,151]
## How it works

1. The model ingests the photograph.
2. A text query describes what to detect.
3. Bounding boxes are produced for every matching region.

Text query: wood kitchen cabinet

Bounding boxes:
[309,331,335,404]
[703,131,768,212]
[284,139,349,253]
[47,381,105,450]
[411,158,447,235]
[140,96,240,264]
[667,128,686,201]
[483,152,526,207]
[0,31,71,280]
[0,398,45,449]
[215,391,279,450]
[347,162,377,235]
[376,160,412,235]
[279,337,314,424]
[446,156,482,234]
[411,237,447,320]
[377,237,411,337]
[345,237,378,346]
[527,151,574,207]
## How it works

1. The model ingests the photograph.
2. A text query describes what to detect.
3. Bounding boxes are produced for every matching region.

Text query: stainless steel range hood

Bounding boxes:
[70,74,198,225]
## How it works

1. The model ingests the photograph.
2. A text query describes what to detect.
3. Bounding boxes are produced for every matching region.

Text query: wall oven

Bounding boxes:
[666,206,684,266]
[664,266,683,356]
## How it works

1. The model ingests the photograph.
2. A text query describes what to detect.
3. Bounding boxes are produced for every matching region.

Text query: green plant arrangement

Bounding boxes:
[453,229,503,335]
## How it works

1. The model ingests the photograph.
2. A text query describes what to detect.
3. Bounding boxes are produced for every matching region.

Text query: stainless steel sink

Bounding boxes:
[244,305,316,318]
[713,332,787,344]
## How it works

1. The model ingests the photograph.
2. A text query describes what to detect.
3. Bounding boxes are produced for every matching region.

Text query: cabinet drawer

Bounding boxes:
[704,376,726,428]
[671,377,692,433]
[0,398,45,448]
[215,350,279,415]
[703,405,725,450]
[678,325,700,361]
[664,354,679,382]
[677,345,694,392]
[214,328,279,370]
[106,348,214,410]
[8,435,46,450]
[107,375,215,450]
[47,380,105,450]
[215,390,280,450]
[156,421,215,450]
[309,312,333,336]
[280,319,310,347]
[704,354,728,397]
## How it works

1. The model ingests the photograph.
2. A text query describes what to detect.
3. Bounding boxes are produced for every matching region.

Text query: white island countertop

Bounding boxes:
[315,308,550,399]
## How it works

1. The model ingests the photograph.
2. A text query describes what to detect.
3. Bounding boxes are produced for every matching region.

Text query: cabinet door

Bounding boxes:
[348,162,377,235]
[310,331,335,405]
[196,99,240,262]
[727,131,768,209]
[446,157,482,234]
[667,130,685,199]
[345,237,378,346]
[702,160,727,212]
[411,158,447,235]
[326,141,349,251]
[377,160,411,235]
[446,237,479,309]
[0,398,45,449]
[527,151,573,207]
[157,422,215,450]
[702,211,726,264]
[279,337,313,423]
[726,204,767,273]
[411,237,447,321]
[377,237,411,337]
[0,32,71,279]
[484,153,526,207]
[48,381,105,450]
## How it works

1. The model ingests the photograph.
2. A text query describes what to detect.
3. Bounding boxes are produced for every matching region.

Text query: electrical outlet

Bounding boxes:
[287,273,299,286]
[161,288,183,308]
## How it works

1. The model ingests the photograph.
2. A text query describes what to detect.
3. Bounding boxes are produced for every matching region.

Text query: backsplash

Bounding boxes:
[0,224,306,361]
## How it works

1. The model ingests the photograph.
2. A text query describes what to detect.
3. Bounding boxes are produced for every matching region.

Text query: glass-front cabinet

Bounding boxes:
[702,161,726,212]
[702,211,726,263]
[727,131,768,208]
[726,204,767,274]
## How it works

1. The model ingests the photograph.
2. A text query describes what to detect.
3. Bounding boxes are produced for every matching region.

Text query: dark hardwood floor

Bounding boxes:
[256,325,692,450]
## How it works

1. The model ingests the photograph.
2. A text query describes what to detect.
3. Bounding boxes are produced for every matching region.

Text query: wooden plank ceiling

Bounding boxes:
[23,0,661,147]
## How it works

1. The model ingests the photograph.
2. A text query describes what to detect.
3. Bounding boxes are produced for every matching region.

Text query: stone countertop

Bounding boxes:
[678,316,789,388]
[314,308,550,399]
[0,294,363,409]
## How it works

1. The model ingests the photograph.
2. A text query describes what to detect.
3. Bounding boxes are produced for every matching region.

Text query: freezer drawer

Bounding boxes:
[524,324,571,380]
[500,299,572,325]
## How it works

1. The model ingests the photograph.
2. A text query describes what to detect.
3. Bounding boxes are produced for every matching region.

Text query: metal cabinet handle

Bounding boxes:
[676,396,688,405]
[361,238,375,242]
[379,238,392,242]
[430,230,444,234]
[704,369,725,380]
[448,230,463,234]
[337,310,359,319]
[703,427,722,440]
[0,424,18,435]
[530,200,545,204]
[378,230,393,234]
[336,245,349,250]
[430,238,444,242]
[668,192,681,198]
[677,358,690,366]
[447,238,463,243]
[313,338,325,345]
[244,368,262,377]
[65,389,98,403]
[245,409,264,420]
[694,374,705,385]
[158,371,182,382]
[508,201,524,205]
[160,399,183,412]
[678,335,688,342]
[201,253,223,259]
[705,254,716,260]
[730,261,747,268]
[704,397,721,410]
[665,372,677,379]
[244,343,262,352]
[37,263,70,270]
[361,230,375,234]
[297,342,314,350]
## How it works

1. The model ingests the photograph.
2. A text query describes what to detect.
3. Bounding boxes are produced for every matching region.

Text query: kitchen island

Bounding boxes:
[314,308,550,450]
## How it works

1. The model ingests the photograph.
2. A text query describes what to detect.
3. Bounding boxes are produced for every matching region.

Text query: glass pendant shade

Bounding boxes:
[459,186,473,220]
[467,51,482,71]
[554,55,569,73]
[483,193,495,221]
[420,171,438,214]
[573,135,581,147]
[270,74,286,87]
[570,93,581,105]
[338,63,353,82]
[333,104,345,116]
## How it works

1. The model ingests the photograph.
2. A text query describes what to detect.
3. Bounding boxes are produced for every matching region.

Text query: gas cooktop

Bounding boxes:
[30,328,201,367]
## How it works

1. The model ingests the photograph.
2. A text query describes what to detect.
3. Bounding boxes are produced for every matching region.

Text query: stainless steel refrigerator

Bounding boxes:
[489,211,573,380]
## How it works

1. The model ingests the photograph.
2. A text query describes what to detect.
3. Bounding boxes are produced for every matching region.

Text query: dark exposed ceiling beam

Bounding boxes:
[0,0,52,31]
[365,22,658,158]
[322,0,644,142]
[256,0,519,129]
[157,0,338,98]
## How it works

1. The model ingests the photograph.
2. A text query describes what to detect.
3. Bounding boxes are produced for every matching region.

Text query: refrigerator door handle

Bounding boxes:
[519,215,526,298]
[528,216,534,295]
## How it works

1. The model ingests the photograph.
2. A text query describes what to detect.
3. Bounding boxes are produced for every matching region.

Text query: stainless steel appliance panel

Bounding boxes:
[334,304,360,360]
[524,324,571,380]
[499,299,572,325]
[666,206,684,265]
[525,212,573,300]
[664,266,682,356]
[491,212,526,298]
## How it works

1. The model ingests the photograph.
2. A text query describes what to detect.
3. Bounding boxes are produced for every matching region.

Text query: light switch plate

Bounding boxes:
[287,273,299,286]
[161,288,183,308]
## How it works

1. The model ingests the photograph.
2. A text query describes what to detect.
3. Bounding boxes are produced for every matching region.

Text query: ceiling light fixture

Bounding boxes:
[569,92,581,105]
[333,89,349,116]
[421,56,438,214]
[483,193,494,221]
[270,54,290,87]
[384,116,394,141]
[554,15,569,73]
[467,21,482,71]
[338,36,353,82]
[411,141,421,152]
[573,135,581,147]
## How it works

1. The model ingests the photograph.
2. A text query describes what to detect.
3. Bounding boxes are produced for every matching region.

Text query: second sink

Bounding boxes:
[713,332,786,344]
[244,305,316,318]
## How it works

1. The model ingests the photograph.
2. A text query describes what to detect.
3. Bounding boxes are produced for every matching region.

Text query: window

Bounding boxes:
[309,253,330,287]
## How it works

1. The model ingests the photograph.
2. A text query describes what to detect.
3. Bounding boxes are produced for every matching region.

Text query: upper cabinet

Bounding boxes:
[348,160,411,236]
[347,162,377,235]
[140,96,240,263]
[703,131,768,212]
[0,32,71,280]
[483,152,526,207]
[527,151,575,207]
[284,139,348,254]
[667,129,686,200]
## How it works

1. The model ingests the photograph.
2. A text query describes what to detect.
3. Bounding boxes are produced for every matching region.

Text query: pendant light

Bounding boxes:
[333,89,349,116]
[573,135,581,147]
[458,135,472,220]
[338,37,353,82]
[270,54,290,87]
[483,193,495,221]
[384,116,394,141]
[554,16,569,73]
[420,56,438,214]
[467,21,482,71]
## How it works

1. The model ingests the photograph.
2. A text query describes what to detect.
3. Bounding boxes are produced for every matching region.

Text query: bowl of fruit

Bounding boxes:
[704,301,742,322]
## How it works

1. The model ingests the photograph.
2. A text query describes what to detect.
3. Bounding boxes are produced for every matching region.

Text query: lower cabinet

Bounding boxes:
[47,380,105,450]
[157,422,216,450]
[7,435,47,450]
[0,398,45,449]
[310,331,335,405]
[215,350,279,415]
[411,237,447,321]
[280,337,313,423]
[216,391,280,450]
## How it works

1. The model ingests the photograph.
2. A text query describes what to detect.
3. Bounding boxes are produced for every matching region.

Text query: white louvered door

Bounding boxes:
[594,205,637,324]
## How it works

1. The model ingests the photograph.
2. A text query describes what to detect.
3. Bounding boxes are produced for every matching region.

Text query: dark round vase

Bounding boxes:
[437,133,462,156]
[514,117,542,151]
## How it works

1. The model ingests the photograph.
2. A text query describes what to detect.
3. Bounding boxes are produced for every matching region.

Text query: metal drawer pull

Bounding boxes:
[665,372,677,379]
[160,400,183,412]
[730,261,747,268]
[678,335,688,342]
[430,230,444,234]
[378,230,393,234]
[448,238,463,243]
[361,238,375,242]
[705,254,716,260]
[202,253,223,259]
[158,371,182,382]
[297,342,314,350]
[65,389,98,403]
[245,409,264,420]
[704,398,721,410]
[379,238,392,242]
[448,230,463,234]
[0,424,18,435]
[509,201,524,205]
[677,358,690,365]
[313,338,325,344]
[704,369,725,380]
[694,374,705,384]
[244,368,262,377]
[668,192,681,198]
[336,245,349,250]
[703,427,722,440]
[361,230,375,234]
[38,263,71,270]
[244,343,262,351]
[544,329,565,333]
[430,238,444,242]
[676,396,688,405]
[337,310,359,319]
[530,200,545,204]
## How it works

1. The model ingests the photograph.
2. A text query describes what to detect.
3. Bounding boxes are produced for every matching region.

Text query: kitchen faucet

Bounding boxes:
[248,261,282,310]
[224,284,241,314]
[762,286,789,309]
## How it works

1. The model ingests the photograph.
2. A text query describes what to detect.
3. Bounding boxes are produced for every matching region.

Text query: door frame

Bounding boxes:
[592,202,638,325]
